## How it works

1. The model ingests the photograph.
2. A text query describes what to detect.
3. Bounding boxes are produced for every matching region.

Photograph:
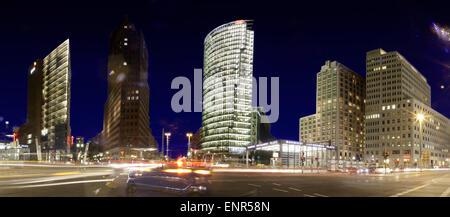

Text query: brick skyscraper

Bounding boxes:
[101,17,157,152]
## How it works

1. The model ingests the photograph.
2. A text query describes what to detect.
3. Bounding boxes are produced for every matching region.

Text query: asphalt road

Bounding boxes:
[1,165,449,197]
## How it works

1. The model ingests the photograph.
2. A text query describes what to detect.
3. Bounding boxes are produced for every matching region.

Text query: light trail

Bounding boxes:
[212,168,329,173]
[0,170,112,185]
[0,178,115,189]
[0,162,109,168]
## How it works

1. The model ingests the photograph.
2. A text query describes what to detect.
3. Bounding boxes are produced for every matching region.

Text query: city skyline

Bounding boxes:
[1,0,450,202]
[0,1,449,158]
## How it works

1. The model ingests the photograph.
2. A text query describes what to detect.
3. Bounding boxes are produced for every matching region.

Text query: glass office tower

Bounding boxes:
[41,39,71,154]
[201,20,254,154]
[19,39,71,159]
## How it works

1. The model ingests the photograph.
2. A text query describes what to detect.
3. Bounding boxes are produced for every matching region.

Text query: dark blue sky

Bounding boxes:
[0,0,449,157]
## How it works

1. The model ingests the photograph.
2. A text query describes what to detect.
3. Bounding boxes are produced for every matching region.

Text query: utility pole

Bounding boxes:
[83,142,89,164]
[246,146,249,168]
[161,128,165,159]
[35,138,42,161]
[186,133,193,159]
[419,117,423,171]
[164,132,171,159]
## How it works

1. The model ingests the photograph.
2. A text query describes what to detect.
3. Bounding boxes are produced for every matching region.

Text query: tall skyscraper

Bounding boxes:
[18,39,71,157]
[250,107,275,145]
[299,60,366,162]
[101,17,156,152]
[201,20,254,154]
[365,48,449,168]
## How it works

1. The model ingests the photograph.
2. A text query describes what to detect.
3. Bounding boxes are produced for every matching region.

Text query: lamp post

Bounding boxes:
[186,133,193,159]
[164,132,171,159]
[416,113,424,171]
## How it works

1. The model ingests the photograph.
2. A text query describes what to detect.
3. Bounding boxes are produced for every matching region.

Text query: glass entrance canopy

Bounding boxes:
[248,140,337,168]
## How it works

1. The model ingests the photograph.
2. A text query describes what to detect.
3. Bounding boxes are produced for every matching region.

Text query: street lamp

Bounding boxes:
[164,132,171,159]
[186,133,193,159]
[416,113,424,171]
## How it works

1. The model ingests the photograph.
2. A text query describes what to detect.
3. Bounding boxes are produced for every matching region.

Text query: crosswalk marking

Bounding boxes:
[272,188,288,193]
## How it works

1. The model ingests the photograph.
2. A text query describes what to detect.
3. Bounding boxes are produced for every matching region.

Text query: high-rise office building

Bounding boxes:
[201,20,254,154]
[250,107,275,145]
[18,60,43,152]
[101,17,157,152]
[18,39,71,157]
[365,48,449,168]
[299,60,366,161]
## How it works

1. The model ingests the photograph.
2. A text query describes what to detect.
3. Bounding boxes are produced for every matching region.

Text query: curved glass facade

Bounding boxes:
[202,20,254,153]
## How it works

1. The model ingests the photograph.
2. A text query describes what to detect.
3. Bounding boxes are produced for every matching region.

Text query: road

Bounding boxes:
[1,164,449,197]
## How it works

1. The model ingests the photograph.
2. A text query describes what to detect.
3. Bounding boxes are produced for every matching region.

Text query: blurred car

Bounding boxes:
[126,159,212,197]
[357,168,369,174]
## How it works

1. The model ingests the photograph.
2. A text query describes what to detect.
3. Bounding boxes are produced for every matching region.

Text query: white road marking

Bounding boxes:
[239,189,259,197]
[272,183,281,186]
[390,183,430,197]
[94,188,101,195]
[288,187,302,192]
[272,188,288,193]
[304,194,315,197]
[248,183,261,188]
[313,193,328,197]
[440,186,450,197]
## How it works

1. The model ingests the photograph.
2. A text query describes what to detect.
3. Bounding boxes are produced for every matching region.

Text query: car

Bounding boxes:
[126,159,212,197]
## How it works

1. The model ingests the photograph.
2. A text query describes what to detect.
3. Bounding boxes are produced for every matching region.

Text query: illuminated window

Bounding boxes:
[123,62,127,66]
[124,42,128,46]
[124,38,128,41]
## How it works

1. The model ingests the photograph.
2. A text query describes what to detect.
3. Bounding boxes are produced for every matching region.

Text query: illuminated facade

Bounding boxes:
[365,49,450,168]
[41,39,71,153]
[299,61,366,162]
[201,20,254,154]
[19,40,71,156]
[101,17,157,151]
[248,140,336,169]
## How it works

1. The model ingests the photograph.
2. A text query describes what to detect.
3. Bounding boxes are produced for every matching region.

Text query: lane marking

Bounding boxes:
[272,183,281,186]
[440,186,450,197]
[313,193,328,197]
[248,183,261,188]
[239,189,259,197]
[304,194,315,197]
[288,187,302,192]
[94,188,101,195]
[390,183,430,197]
[52,171,81,176]
[272,188,288,193]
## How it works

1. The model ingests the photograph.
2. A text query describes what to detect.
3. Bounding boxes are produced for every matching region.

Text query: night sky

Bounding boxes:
[0,0,449,158]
